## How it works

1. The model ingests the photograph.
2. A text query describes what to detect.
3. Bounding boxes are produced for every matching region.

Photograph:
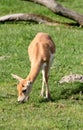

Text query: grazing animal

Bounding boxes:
[12,32,56,103]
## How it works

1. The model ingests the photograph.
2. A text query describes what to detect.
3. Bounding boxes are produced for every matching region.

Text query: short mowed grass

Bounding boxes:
[0,0,83,130]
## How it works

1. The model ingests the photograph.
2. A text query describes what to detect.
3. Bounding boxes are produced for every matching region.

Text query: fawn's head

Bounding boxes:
[11,74,32,103]
[17,79,32,103]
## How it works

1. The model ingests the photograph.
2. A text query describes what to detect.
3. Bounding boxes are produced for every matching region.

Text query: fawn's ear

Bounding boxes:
[11,73,23,82]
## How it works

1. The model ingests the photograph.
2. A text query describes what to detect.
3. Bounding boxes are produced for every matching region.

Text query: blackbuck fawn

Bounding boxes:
[12,32,56,103]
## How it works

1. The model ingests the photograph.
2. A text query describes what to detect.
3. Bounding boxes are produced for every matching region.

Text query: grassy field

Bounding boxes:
[0,0,83,130]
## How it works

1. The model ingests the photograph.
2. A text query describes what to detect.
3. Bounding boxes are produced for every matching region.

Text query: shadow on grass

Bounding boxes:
[39,97,54,103]
[0,20,81,28]
[50,82,83,102]
[39,83,83,103]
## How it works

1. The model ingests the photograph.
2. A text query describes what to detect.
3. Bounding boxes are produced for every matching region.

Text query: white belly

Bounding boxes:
[41,53,55,70]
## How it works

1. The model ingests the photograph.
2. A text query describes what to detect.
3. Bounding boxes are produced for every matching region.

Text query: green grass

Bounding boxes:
[0,0,83,130]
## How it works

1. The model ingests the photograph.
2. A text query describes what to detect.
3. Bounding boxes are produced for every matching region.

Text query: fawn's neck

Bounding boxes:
[26,63,41,83]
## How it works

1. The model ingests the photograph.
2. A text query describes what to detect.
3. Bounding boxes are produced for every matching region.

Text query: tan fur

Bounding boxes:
[12,32,56,102]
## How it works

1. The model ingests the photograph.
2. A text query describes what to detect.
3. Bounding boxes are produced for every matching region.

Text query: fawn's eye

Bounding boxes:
[22,89,27,93]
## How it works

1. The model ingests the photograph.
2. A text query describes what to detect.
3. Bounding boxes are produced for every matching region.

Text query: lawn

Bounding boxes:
[0,0,83,130]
